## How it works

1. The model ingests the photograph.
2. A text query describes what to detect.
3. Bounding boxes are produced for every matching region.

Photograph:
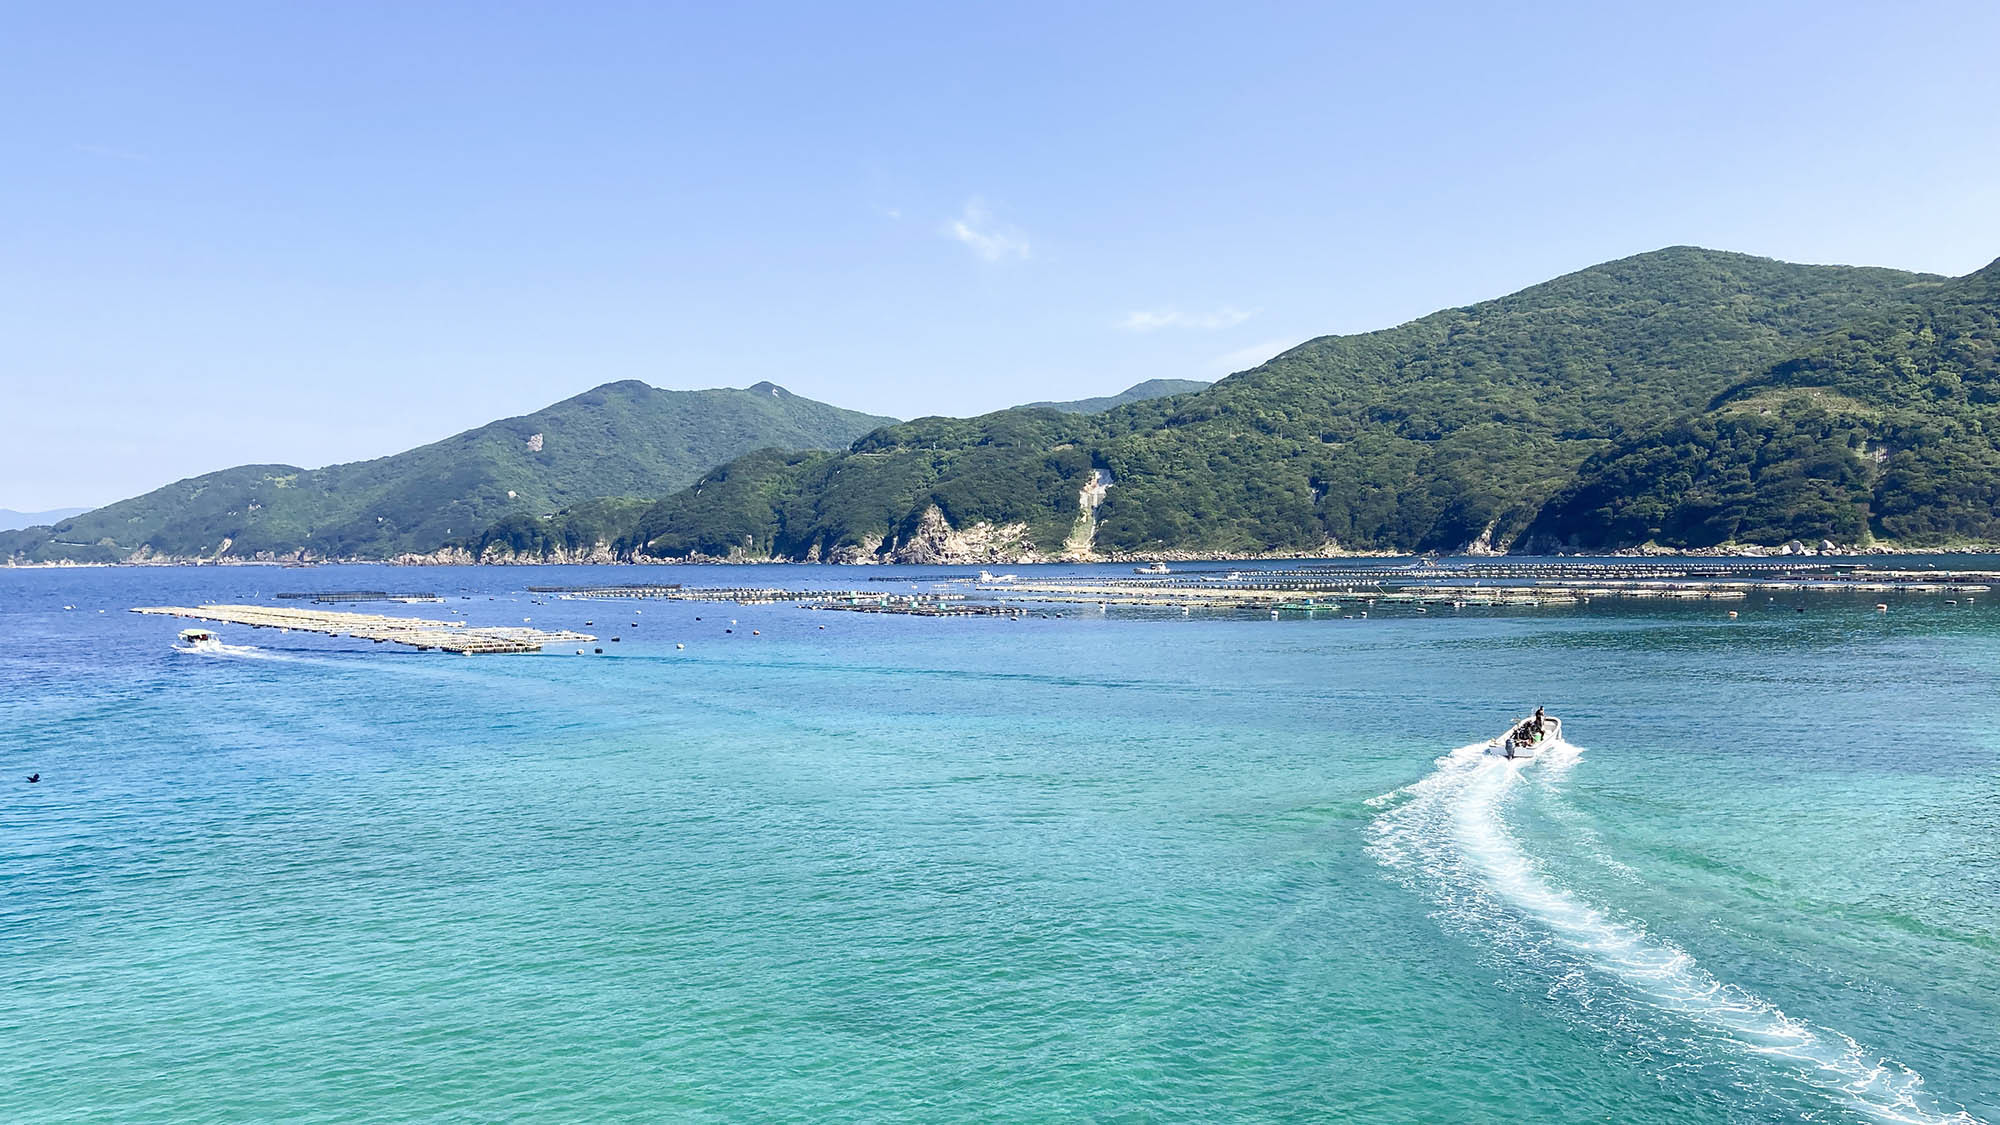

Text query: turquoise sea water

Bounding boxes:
[3,563,1996,1123]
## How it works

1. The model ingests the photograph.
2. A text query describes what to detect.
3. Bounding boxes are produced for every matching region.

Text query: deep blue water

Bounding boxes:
[3,563,1996,1122]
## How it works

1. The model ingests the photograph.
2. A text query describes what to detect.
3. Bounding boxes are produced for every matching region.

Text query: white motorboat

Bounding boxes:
[174,628,224,654]
[1134,561,1171,574]
[1486,713,1562,759]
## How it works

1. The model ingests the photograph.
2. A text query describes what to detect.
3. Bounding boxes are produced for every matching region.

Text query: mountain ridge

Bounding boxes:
[0,507,89,532]
[14,246,1997,566]
[478,246,1965,564]
[0,381,896,563]
[1023,379,1212,414]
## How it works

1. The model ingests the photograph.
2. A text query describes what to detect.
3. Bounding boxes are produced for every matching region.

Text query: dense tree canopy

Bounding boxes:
[0,382,894,562]
[541,247,1978,561]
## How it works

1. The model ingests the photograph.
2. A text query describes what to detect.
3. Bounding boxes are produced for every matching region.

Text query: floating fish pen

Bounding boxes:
[974,559,1994,608]
[550,585,976,607]
[273,590,444,604]
[134,604,594,654]
[807,600,1023,617]
[525,584,683,597]
[661,587,846,604]
[983,580,1385,606]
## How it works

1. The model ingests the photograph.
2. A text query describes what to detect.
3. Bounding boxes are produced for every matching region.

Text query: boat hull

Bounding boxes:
[1485,716,1562,759]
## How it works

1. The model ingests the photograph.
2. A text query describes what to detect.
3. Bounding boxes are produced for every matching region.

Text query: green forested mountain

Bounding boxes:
[1023,378,1211,414]
[493,247,1968,562]
[19,247,1992,566]
[1526,260,2000,549]
[0,381,894,562]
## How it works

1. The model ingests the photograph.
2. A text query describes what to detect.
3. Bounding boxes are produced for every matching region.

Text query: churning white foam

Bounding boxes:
[1368,742,1981,1125]
[186,643,292,661]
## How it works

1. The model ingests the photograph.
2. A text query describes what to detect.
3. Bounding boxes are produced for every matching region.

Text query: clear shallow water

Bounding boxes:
[3,564,1996,1123]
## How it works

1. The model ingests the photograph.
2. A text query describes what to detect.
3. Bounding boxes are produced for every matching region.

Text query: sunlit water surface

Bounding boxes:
[4,563,1996,1122]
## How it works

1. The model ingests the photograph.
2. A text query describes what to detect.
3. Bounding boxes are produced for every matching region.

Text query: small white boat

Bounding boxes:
[175,628,224,654]
[1135,561,1171,574]
[1486,713,1562,760]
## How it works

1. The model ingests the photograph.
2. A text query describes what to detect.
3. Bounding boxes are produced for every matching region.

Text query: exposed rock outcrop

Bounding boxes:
[888,505,1048,565]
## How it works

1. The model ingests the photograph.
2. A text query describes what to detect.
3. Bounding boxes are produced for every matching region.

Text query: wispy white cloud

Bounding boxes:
[1208,336,1301,375]
[947,199,1030,261]
[1120,305,1256,332]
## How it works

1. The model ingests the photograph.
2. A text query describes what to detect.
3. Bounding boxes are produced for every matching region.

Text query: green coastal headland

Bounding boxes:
[8,247,1999,567]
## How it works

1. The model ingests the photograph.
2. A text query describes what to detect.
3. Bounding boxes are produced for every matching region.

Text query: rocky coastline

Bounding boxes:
[12,535,2000,569]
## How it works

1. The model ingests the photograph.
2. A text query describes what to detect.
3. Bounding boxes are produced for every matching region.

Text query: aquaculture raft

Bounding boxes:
[132,605,595,654]
[273,590,443,604]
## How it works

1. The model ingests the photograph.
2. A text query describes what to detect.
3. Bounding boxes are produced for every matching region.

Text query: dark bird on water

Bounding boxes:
[26,774,39,783]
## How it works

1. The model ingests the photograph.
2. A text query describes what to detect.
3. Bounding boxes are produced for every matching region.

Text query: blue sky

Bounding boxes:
[5,2,1999,510]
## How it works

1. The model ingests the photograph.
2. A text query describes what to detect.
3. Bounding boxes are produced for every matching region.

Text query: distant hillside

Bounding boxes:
[495,247,1952,563]
[1526,258,2000,550]
[1024,379,1211,414]
[0,382,894,562]
[0,507,88,532]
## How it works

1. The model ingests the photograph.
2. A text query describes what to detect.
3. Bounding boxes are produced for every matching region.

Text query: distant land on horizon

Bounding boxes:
[1023,379,1212,415]
[0,507,88,532]
[8,246,2000,566]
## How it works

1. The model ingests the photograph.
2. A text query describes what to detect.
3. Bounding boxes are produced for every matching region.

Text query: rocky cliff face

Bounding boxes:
[888,505,1050,565]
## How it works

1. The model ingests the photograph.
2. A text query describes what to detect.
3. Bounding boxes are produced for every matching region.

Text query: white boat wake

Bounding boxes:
[179,642,290,661]
[1367,741,1982,1125]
